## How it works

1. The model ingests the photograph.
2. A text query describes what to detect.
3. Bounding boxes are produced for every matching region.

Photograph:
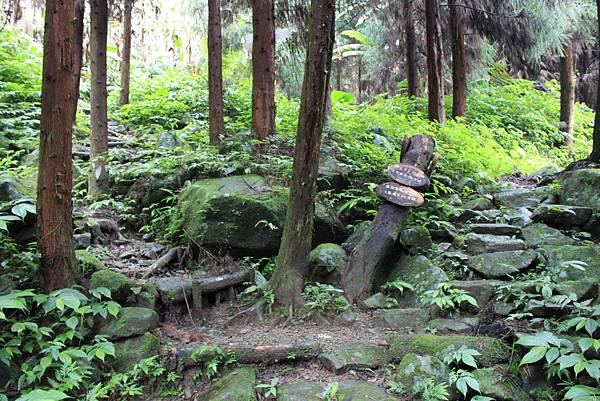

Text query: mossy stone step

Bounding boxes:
[277,380,397,401]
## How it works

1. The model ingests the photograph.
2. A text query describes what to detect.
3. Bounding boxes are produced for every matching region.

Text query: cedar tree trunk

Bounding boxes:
[270,0,336,310]
[37,0,85,292]
[89,0,109,197]
[560,42,575,150]
[404,0,418,97]
[593,0,600,161]
[425,0,445,124]
[251,0,276,140]
[120,0,133,105]
[208,0,225,145]
[449,0,467,117]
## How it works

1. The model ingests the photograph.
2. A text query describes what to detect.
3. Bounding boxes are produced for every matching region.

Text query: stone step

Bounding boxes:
[452,279,504,306]
[278,380,396,401]
[470,223,522,236]
[462,233,526,255]
[532,204,592,227]
[467,250,538,279]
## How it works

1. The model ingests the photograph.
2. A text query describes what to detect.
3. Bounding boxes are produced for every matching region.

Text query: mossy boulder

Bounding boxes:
[522,223,575,248]
[452,280,503,307]
[309,243,347,284]
[399,226,433,254]
[172,176,345,256]
[111,332,161,372]
[395,353,448,393]
[277,381,396,401]
[381,255,448,307]
[202,367,257,401]
[472,366,531,401]
[99,307,159,340]
[320,341,390,373]
[387,335,512,367]
[462,233,525,255]
[561,169,600,210]
[342,221,371,252]
[76,250,107,273]
[378,308,430,330]
[467,250,538,279]
[90,269,135,304]
[543,245,600,281]
[494,187,553,208]
[532,204,592,227]
[464,197,494,211]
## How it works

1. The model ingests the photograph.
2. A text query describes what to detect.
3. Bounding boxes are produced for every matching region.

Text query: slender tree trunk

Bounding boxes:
[404,0,418,97]
[251,0,276,141]
[336,59,342,90]
[589,0,600,161]
[425,0,445,124]
[208,0,225,145]
[89,0,109,197]
[357,58,362,103]
[37,0,85,292]
[270,0,336,310]
[449,0,467,118]
[120,0,133,105]
[560,42,575,150]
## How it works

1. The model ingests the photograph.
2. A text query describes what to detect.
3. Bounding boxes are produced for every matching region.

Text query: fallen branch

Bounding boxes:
[142,248,179,279]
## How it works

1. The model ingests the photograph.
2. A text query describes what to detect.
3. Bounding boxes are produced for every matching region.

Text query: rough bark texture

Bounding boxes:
[449,0,467,118]
[404,0,418,97]
[119,0,133,106]
[341,135,436,303]
[270,0,336,309]
[208,0,225,145]
[560,42,575,150]
[251,0,276,140]
[89,0,109,197]
[425,0,445,124]
[37,0,85,292]
[593,0,600,161]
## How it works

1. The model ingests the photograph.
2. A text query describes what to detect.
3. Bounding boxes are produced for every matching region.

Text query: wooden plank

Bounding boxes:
[387,163,430,188]
[376,182,425,207]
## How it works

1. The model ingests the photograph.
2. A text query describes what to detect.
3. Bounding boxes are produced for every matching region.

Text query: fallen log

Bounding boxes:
[195,270,252,292]
[142,247,179,279]
[176,341,322,368]
[341,135,436,303]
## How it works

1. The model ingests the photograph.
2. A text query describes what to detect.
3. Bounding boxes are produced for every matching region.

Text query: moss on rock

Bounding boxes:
[90,269,134,303]
[395,353,448,393]
[76,250,107,273]
[111,332,161,372]
[203,367,257,401]
[561,169,600,210]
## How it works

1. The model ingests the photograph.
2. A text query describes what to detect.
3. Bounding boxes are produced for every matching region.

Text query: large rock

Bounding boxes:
[99,307,159,340]
[90,269,135,304]
[378,308,429,330]
[111,332,161,372]
[543,245,600,281]
[76,250,107,273]
[470,223,522,236]
[452,280,503,306]
[462,233,525,255]
[468,250,538,279]
[521,223,575,248]
[173,176,345,256]
[387,335,512,367]
[395,353,448,393]
[506,207,533,227]
[309,243,347,283]
[561,169,600,210]
[472,366,531,401]
[153,276,193,305]
[428,317,478,334]
[532,204,592,227]
[203,367,257,401]
[399,227,433,253]
[320,342,389,374]
[342,221,371,253]
[494,187,553,209]
[0,175,24,202]
[463,197,494,211]
[381,256,448,307]
[277,381,396,401]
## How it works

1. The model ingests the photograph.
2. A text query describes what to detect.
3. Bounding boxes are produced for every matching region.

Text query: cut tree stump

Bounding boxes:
[176,341,322,367]
[341,135,436,303]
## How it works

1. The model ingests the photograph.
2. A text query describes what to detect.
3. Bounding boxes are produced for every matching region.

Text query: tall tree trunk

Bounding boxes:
[404,0,418,97]
[37,0,85,292]
[208,0,225,145]
[560,42,575,150]
[89,0,109,197]
[270,0,336,310]
[449,0,467,118]
[336,59,342,90]
[357,58,362,103]
[251,0,276,141]
[120,0,133,106]
[593,0,600,161]
[425,0,445,124]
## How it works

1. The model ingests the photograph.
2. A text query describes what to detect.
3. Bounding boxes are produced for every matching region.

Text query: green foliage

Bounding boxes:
[255,377,279,398]
[381,279,415,297]
[413,378,450,401]
[443,346,482,369]
[189,344,237,379]
[420,283,479,313]
[302,283,350,317]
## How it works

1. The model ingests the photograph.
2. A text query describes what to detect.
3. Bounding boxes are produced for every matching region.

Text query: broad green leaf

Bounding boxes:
[15,389,70,401]
[519,346,547,366]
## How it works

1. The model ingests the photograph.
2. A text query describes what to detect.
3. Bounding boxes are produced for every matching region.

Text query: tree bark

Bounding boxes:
[341,135,436,303]
[270,0,336,310]
[404,0,418,97]
[560,42,575,150]
[251,0,276,141]
[119,0,133,106]
[208,0,225,145]
[449,0,467,118]
[425,0,445,124]
[89,0,109,197]
[592,0,600,162]
[37,0,85,292]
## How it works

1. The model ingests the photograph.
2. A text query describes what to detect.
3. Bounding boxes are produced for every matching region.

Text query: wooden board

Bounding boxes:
[387,163,430,188]
[376,182,425,207]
